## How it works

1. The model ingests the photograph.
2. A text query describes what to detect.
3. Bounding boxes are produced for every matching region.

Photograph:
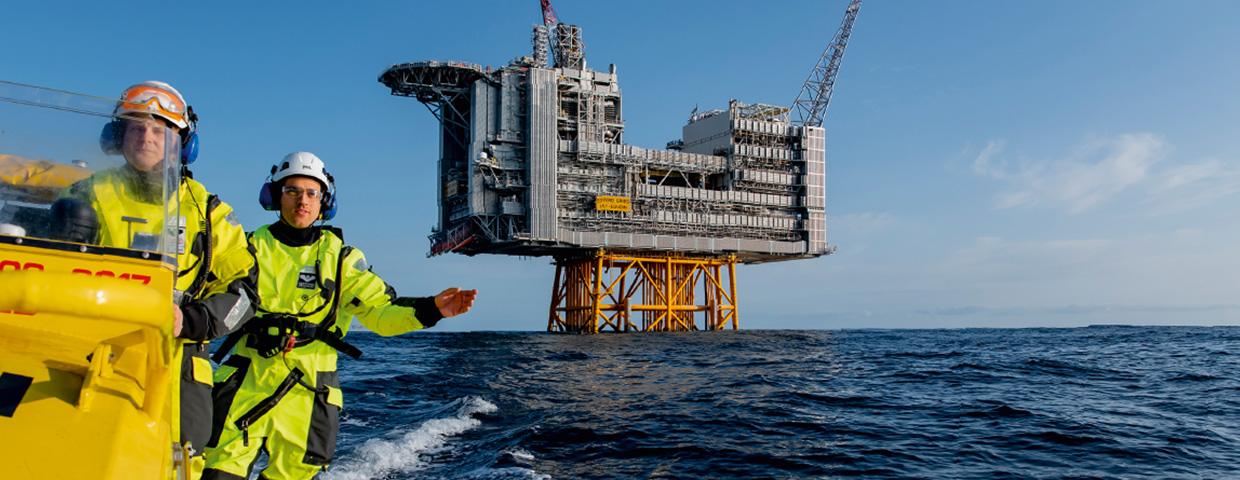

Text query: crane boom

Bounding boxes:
[791,0,862,128]
[541,0,559,27]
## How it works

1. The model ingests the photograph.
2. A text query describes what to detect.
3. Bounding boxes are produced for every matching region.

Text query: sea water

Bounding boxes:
[302,326,1240,479]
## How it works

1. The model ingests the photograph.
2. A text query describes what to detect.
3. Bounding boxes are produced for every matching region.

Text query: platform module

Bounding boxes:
[380,0,860,331]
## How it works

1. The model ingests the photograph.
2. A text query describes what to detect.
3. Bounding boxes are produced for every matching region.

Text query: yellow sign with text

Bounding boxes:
[595,196,631,212]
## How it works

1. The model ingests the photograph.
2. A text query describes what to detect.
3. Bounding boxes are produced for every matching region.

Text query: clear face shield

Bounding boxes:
[0,80,181,259]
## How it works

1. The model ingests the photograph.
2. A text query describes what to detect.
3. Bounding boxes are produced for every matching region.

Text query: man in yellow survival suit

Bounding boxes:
[202,152,478,480]
[61,81,258,475]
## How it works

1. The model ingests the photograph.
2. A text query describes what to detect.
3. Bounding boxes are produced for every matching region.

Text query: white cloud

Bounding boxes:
[973,134,1240,216]
[971,140,1006,176]
[972,134,1167,214]
[1143,159,1240,215]
[1152,160,1223,191]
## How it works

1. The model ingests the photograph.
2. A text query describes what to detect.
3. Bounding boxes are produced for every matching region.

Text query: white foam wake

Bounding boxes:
[321,396,498,480]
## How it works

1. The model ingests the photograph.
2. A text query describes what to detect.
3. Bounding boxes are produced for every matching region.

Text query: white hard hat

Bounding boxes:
[272,151,332,189]
[260,151,338,219]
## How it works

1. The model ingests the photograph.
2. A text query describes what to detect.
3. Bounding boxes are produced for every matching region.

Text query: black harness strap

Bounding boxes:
[296,321,363,360]
[212,243,361,363]
[234,367,303,447]
[212,328,245,363]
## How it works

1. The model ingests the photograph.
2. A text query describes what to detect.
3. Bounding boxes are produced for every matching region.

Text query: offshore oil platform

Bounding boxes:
[379,0,861,333]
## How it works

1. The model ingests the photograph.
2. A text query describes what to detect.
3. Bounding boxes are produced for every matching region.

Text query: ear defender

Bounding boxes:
[181,132,199,165]
[258,165,279,211]
[182,106,199,165]
[319,171,338,221]
[319,190,337,221]
[99,120,123,155]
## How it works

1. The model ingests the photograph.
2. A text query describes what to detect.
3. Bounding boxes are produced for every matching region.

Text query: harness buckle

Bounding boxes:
[282,332,296,357]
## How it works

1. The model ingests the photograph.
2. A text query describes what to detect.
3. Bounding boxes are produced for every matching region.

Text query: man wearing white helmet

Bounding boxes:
[62,81,258,477]
[203,152,477,480]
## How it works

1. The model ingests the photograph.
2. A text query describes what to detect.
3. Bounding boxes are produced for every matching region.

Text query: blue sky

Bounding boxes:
[5,1,1239,331]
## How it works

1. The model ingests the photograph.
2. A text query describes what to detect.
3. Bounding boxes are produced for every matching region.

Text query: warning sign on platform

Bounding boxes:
[595,195,631,212]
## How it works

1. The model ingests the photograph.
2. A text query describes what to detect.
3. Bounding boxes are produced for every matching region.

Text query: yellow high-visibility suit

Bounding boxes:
[65,166,258,474]
[202,223,442,480]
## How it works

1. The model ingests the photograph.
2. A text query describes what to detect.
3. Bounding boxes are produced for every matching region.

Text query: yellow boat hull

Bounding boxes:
[0,238,181,479]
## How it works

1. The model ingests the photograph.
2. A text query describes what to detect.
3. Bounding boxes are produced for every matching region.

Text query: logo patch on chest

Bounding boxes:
[297,266,318,289]
[177,216,187,255]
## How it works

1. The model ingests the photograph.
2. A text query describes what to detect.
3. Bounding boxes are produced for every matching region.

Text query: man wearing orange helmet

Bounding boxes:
[202,152,477,480]
[62,80,258,477]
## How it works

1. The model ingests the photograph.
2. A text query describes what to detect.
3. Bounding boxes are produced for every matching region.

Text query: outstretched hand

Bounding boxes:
[435,287,478,318]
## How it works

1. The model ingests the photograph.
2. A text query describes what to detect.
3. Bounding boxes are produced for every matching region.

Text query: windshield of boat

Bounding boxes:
[0,80,181,258]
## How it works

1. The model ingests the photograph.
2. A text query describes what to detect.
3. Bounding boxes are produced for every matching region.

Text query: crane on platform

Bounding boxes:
[537,0,585,70]
[540,0,558,27]
[791,0,862,128]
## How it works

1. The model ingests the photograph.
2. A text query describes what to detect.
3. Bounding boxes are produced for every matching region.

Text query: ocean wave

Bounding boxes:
[322,396,498,480]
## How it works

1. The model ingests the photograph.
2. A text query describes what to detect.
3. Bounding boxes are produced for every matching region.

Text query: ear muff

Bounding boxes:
[99,119,123,155]
[319,171,337,221]
[319,189,337,221]
[181,106,199,165]
[258,165,279,211]
[258,181,278,211]
[181,131,199,165]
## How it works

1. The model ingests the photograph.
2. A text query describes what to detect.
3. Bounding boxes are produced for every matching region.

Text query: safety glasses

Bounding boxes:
[282,185,323,200]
